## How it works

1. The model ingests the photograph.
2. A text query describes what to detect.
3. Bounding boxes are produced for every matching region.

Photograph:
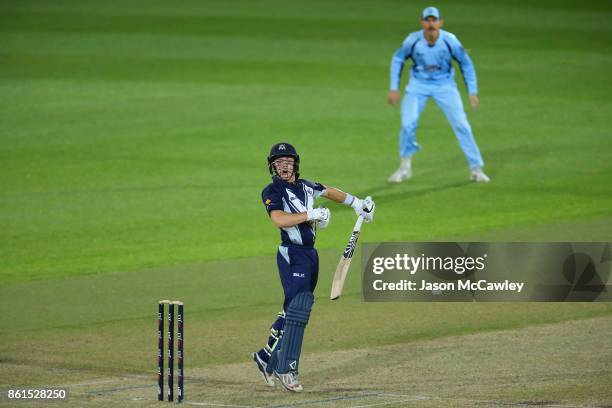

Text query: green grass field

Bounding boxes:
[1,0,612,407]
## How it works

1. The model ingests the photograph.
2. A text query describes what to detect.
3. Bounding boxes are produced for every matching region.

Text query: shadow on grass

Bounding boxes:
[355,180,471,205]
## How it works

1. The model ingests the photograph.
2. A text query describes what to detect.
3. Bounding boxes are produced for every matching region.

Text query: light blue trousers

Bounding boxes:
[399,80,484,169]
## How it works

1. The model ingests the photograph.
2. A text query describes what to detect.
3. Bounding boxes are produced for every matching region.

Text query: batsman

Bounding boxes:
[253,142,375,392]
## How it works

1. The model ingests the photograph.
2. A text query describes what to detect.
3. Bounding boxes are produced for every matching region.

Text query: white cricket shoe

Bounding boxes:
[470,167,490,183]
[388,157,412,183]
[273,371,303,392]
[252,352,275,386]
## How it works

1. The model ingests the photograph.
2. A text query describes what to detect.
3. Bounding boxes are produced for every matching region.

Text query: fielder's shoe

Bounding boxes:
[388,157,412,183]
[273,370,303,392]
[470,167,490,183]
[252,352,275,386]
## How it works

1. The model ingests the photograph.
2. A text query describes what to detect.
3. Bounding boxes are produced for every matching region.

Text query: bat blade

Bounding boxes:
[330,216,364,300]
[330,258,353,300]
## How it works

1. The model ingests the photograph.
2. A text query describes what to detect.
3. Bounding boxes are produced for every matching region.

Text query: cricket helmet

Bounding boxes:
[268,142,300,179]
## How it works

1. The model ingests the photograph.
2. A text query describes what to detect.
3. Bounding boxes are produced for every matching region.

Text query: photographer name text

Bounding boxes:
[372,279,524,293]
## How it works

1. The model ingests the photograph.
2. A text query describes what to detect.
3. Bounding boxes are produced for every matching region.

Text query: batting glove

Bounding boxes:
[316,207,331,229]
[307,207,329,222]
[362,196,375,223]
[351,197,365,217]
[351,196,375,222]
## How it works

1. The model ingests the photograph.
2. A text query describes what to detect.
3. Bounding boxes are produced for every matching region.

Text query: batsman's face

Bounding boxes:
[273,157,295,181]
[420,16,443,35]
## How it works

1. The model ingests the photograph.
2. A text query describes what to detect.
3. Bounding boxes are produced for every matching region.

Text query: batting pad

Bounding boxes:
[273,291,314,374]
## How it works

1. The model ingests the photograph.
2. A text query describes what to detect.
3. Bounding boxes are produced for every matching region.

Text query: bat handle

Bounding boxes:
[354,215,364,231]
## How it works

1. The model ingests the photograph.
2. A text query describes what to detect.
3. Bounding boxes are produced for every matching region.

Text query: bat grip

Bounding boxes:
[354,215,364,231]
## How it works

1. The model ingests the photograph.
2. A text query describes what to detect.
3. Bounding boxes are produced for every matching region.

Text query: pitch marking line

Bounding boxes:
[81,378,201,396]
[350,399,426,408]
[268,392,382,408]
[186,402,262,408]
[50,376,143,389]
[431,396,604,408]
[184,392,428,408]
[477,401,603,408]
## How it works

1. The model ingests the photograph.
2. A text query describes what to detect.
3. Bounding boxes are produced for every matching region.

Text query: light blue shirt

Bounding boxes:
[390,29,478,94]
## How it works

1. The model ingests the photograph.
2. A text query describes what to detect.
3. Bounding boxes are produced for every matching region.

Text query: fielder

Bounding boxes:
[388,6,490,183]
[252,142,375,392]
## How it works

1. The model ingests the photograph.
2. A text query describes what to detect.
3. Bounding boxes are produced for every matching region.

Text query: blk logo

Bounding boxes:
[279,144,286,150]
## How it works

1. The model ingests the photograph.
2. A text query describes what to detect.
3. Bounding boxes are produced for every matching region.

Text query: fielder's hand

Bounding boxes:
[388,90,401,106]
[469,94,479,109]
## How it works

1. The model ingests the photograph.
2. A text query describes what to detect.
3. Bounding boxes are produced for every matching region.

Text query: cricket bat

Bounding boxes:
[330,215,364,300]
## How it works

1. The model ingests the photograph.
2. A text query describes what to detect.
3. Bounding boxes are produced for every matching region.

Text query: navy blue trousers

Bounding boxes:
[256,244,318,366]
[277,244,318,309]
